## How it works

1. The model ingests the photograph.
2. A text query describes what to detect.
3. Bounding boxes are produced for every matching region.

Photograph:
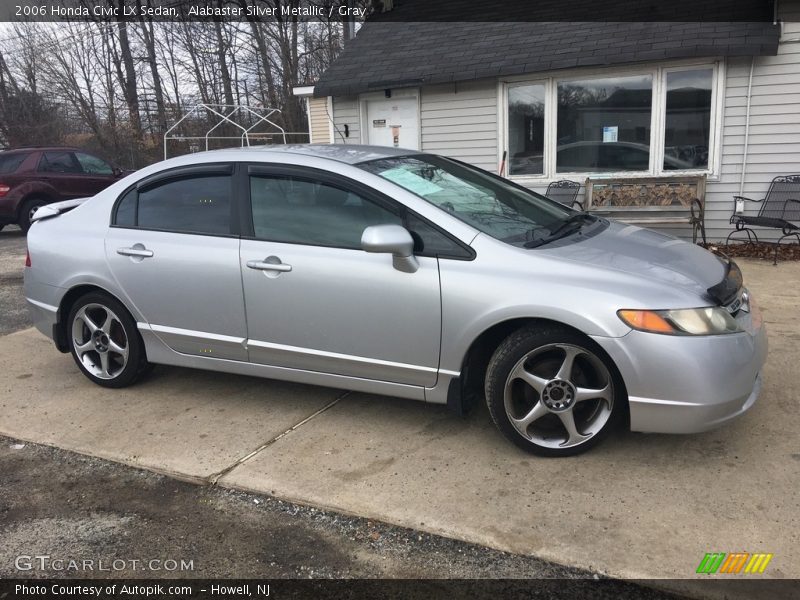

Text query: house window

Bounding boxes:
[556,75,652,173]
[663,69,713,170]
[508,83,545,175]
[505,63,720,178]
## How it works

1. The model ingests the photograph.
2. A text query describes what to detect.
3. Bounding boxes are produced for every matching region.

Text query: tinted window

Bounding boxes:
[75,152,113,175]
[407,213,470,258]
[39,151,81,174]
[250,175,401,248]
[0,152,27,174]
[137,176,231,235]
[115,189,136,227]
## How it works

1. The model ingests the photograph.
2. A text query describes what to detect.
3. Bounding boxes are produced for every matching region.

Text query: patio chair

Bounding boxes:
[545,180,583,210]
[726,174,800,265]
[690,198,707,246]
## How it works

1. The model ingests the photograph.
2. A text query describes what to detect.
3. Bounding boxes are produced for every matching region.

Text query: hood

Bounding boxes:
[543,221,726,299]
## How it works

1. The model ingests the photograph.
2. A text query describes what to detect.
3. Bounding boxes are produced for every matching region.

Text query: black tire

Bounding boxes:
[18,197,48,233]
[67,292,150,389]
[485,324,625,457]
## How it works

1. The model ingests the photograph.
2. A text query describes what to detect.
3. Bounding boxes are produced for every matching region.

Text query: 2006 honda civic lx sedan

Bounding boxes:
[23,145,767,456]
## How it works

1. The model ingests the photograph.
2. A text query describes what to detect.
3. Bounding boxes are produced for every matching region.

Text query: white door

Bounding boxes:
[366,97,420,150]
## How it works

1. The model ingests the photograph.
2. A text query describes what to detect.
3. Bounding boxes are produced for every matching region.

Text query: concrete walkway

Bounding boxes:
[1,259,798,591]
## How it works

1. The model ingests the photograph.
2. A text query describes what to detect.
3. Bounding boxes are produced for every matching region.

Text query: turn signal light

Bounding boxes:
[617,309,675,334]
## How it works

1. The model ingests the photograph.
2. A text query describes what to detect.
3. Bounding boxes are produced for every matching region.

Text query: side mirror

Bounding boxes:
[361,224,419,273]
[113,167,123,177]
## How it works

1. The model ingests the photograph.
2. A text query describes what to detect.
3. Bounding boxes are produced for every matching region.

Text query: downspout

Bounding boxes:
[739,56,755,196]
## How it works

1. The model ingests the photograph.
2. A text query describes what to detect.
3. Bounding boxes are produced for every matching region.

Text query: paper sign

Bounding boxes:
[380,167,443,196]
[602,126,618,143]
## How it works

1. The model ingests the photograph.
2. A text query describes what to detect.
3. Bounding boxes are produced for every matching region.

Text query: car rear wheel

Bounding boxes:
[485,325,624,457]
[18,197,47,233]
[67,292,148,388]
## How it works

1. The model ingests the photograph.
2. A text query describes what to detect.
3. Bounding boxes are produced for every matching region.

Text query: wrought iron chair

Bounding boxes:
[726,174,800,265]
[545,180,583,210]
[690,198,707,246]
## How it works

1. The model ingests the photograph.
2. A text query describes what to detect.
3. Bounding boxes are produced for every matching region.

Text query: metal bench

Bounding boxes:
[545,179,583,210]
[584,175,706,244]
[726,174,800,265]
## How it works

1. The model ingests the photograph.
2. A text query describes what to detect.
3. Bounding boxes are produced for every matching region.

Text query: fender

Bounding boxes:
[8,180,60,216]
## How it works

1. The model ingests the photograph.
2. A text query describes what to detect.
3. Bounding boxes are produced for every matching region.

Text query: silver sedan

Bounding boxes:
[23,145,767,456]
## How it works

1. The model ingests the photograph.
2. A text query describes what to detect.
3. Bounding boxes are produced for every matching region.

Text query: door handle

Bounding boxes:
[246,258,292,272]
[117,246,154,258]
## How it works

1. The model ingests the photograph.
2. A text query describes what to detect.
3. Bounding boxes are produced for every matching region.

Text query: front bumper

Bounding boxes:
[591,305,768,434]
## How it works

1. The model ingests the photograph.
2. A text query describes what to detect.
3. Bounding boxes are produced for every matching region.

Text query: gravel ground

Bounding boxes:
[0,226,29,336]
[0,436,686,598]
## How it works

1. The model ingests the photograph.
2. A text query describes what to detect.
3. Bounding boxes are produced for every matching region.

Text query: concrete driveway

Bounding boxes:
[0,258,797,592]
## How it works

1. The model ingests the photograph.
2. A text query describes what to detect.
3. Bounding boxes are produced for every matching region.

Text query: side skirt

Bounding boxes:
[139,328,427,402]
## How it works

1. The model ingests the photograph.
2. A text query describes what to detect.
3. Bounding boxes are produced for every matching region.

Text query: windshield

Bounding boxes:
[358,154,582,247]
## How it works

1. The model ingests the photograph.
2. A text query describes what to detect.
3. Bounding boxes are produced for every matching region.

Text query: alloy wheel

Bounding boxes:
[71,303,130,380]
[503,343,614,449]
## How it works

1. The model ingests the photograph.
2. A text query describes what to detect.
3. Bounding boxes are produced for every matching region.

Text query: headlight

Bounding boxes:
[618,307,742,336]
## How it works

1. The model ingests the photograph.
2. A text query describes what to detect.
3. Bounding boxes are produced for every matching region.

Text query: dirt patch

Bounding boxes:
[704,241,800,261]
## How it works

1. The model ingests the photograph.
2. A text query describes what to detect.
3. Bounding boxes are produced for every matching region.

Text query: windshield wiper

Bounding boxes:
[523,213,595,248]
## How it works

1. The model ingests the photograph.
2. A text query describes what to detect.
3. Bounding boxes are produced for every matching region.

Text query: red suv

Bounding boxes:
[0,147,126,233]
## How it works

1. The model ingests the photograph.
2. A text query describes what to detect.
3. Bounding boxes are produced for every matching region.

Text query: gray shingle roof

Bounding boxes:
[314,21,780,97]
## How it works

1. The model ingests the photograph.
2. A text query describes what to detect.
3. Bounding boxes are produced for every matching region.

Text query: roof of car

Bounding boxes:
[231,144,421,165]
[1,146,82,153]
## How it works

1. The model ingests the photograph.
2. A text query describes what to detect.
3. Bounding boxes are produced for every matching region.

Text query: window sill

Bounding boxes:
[508,169,719,185]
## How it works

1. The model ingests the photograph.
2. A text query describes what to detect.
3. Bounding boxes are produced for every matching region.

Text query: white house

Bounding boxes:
[297,1,800,242]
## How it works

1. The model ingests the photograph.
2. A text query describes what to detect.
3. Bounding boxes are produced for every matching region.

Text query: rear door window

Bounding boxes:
[113,174,233,235]
[39,151,82,174]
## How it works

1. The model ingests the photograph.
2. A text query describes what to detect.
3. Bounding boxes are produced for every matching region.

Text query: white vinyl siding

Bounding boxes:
[331,96,361,144]
[420,79,498,172]
[701,12,800,241]
[307,97,332,144]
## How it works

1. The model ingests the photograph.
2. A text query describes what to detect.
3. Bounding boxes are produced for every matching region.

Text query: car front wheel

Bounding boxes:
[67,292,148,388]
[485,325,624,457]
